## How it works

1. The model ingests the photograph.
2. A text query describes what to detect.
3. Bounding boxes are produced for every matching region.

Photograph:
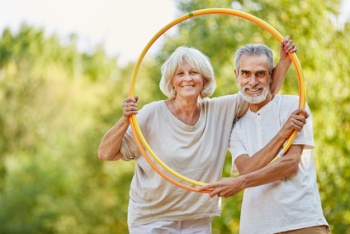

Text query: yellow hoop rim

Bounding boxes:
[128,8,306,192]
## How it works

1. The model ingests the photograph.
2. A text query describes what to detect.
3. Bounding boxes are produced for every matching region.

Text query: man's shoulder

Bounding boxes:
[276,94,299,100]
[275,94,300,106]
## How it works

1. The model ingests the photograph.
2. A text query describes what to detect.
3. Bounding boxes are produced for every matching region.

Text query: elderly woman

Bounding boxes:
[98,37,303,233]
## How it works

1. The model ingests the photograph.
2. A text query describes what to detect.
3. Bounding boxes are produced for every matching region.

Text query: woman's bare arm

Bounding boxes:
[270,36,297,95]
[98,97,138,161]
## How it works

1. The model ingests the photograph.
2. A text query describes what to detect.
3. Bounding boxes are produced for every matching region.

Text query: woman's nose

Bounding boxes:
[184,73,193,81]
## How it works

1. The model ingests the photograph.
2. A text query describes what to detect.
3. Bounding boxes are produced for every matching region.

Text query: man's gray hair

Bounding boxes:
[234,44,274,74]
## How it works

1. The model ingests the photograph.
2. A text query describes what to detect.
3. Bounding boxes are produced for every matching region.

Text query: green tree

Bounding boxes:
[0,24,136,233]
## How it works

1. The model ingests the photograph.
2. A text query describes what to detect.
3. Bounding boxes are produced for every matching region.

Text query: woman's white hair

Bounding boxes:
[159,46,216,99]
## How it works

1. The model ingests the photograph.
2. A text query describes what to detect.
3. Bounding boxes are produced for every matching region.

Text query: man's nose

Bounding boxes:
[249,74,258,86]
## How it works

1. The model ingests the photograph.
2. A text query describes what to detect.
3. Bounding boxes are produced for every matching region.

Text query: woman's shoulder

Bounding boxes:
[200,93,246,118]
[204,93,242,104]
[138,100,166,116]
[141,100,165,110]
[202,93,244,111]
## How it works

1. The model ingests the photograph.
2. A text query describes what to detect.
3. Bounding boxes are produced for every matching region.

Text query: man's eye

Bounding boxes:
[241,71,249,77]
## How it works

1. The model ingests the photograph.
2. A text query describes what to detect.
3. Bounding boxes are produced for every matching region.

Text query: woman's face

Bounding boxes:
[172,60,205,100]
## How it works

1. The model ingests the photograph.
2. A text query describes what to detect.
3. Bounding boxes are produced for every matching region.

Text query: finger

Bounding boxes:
[293,108,305,115]
[209,189,221,198]
[282,35,290,45]
[221,191,231,198]
[128,99,137,105]
[284,39,292,46]
[289,47,297,53]
[122,104,136,112]
[293,123,304,132]
[295,116,306,125]
[200,183,221,191]
[124,98,138,107]
[287,44,295,52]
[284,41,294,52]
[219,188,235,198]
[122,100,139,116]
[286,41,297,53]
[294,109,308,118]
[299,109,308,118]
[286,44,294,52]
[199,186,208,191]
[290,114,306,123]
[129,102,138,109]
[291,116,308,131]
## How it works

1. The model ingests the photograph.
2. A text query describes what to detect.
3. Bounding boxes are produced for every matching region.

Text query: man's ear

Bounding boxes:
[234,69,239,83]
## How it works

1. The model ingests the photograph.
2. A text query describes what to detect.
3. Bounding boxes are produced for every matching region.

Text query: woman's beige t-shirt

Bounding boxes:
[120,94,246,226]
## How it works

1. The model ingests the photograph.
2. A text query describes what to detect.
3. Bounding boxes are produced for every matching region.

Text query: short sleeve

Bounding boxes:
[229,124,247,173]
[119,102,158,161]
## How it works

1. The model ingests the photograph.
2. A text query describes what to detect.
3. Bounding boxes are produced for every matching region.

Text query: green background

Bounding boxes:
[0,0,349,233]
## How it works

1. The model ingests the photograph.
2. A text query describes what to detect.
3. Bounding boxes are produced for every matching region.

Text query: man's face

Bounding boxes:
[235,54,271,104]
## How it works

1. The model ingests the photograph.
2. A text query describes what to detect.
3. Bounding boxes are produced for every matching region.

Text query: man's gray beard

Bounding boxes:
[241,85,270,104]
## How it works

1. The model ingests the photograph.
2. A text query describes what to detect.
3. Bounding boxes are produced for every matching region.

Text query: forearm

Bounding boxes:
[202,149,301,198]
[241,154,299,189]
[239,132,288,175]
[98,116,130,161]
[270,58,292,95]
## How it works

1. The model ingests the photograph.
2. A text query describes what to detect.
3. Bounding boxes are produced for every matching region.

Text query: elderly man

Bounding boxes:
[201,44,329,234]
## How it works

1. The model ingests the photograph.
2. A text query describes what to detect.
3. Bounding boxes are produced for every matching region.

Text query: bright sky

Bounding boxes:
[0,0,349,65]
[0,0,177,65]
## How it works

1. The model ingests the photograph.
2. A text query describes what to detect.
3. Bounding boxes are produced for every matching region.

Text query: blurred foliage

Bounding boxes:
[0,0,349,233]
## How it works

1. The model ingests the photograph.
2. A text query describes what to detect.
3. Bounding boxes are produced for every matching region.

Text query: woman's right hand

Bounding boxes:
[122,96,139,118]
